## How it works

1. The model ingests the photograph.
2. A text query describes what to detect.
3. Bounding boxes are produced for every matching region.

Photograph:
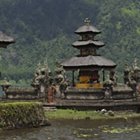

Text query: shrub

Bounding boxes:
[0,102,47,129]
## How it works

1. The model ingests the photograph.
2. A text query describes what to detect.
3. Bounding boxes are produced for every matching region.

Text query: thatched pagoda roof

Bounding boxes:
[0,31,15,48]
[72,40,105,48]
[75,24,101,34]
[61,55,116,70]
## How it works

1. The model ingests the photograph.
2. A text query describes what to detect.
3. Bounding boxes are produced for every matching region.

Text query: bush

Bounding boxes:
[0,102,47,129]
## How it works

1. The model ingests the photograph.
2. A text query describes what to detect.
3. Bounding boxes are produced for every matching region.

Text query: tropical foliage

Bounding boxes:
[0,0,139,83]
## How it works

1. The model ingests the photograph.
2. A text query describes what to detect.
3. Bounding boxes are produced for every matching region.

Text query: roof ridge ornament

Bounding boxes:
[84,18,91,25]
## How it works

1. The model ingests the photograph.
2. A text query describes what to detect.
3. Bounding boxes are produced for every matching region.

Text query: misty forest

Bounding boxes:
[0,0,139,85]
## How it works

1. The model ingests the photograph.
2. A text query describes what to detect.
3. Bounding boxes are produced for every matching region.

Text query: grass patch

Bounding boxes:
[46,109,140,120]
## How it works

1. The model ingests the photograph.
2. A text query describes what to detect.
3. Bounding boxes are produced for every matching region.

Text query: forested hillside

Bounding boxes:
[0,0,139,83]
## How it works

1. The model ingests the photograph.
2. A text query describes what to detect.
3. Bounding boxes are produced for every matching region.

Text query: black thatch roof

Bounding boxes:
[72,40,105,48]
[0,31,15,48]
[61,55,116,70]
[75,24,101,34]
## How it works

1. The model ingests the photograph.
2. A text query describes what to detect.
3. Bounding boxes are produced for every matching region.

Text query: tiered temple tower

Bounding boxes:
[62,18,116,89]
[0,31,15,90]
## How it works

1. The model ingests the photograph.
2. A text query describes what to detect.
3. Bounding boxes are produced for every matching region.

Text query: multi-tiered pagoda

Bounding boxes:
[62,18,116,91]
[0,31,15,89]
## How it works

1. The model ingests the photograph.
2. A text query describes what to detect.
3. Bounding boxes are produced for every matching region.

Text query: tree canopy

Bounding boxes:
[0,0,139,83]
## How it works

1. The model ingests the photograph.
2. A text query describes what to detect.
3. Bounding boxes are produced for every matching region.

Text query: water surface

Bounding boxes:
[0,119,140,140]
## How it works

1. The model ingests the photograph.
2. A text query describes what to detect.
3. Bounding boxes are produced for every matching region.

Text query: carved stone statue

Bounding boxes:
[131,58,140,82]
[124,64,130,84]
[54,62,68,98]
[103,75,113,99]
[32,62,50,98]
[109,70,117,85]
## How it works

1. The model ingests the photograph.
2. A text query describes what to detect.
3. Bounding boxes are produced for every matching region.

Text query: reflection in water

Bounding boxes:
[0,119,140,140]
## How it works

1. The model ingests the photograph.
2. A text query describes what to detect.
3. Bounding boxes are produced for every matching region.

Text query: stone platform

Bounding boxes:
[4,87,38,100]
[43,98,140,112]
[64,85,133,100]
[43,84,139,111]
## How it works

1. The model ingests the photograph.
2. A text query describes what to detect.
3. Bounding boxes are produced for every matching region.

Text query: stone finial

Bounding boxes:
[44,58,48,66]
[124,64,130,72]
[37,62,41,69]
[55,61,61,67]
[84,18,91,25]
[133,58,140,71]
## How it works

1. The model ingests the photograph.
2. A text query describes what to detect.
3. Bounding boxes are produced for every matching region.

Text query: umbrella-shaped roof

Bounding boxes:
[72,40,105,48]
[61,55,116,70]
[75,18,101,35]
[0,31,15,48]
[75,25,101,34]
